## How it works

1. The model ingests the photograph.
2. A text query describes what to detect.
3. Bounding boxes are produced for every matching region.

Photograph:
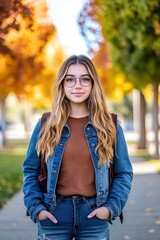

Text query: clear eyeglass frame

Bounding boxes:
[63,75,92,88]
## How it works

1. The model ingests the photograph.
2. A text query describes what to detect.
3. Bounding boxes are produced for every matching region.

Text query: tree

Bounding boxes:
[0,0,65,145]
[0,0,31,143]
[93,41,133,100]
[79,0,160,158]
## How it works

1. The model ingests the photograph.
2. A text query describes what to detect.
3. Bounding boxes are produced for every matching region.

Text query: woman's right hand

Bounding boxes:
[38,210,58,223]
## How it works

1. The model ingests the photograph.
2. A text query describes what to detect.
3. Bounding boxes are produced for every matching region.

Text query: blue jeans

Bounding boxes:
[37,196,110,240]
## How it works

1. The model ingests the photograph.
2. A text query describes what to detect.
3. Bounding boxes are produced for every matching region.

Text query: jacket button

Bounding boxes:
[91,143,95,147]
[87,127,90,131]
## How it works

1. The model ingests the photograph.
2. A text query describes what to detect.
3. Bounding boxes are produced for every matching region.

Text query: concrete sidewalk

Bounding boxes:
[0,190,37,240]
[0,155,160,240]
[110,156,160,240]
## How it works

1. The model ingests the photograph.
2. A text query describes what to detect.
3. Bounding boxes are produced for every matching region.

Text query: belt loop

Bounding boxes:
[82,196,87,202]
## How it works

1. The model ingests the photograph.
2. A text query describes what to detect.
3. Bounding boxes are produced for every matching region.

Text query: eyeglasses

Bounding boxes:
[63,75,92,88]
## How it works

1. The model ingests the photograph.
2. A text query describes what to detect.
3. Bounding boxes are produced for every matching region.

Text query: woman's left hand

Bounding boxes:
[87,206,111,220]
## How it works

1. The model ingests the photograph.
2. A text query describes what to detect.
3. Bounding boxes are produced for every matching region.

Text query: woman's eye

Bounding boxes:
[66,78,74,82]
[82,77,90,81]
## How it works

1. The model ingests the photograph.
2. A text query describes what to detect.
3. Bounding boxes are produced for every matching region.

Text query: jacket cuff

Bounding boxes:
[29,205,47,223]
[103,203,117,224]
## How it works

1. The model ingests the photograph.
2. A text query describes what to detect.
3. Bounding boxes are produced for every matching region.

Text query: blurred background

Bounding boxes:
[0,0,159,234]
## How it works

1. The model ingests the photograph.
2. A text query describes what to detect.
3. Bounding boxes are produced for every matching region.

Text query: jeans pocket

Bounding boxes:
[86,197,97,211]
[38,218,54,227]
[38,216,48,222]
[38,199,63,223]
[86,198,109,222]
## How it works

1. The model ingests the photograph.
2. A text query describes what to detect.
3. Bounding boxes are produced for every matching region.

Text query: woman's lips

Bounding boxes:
[72,92,84,97]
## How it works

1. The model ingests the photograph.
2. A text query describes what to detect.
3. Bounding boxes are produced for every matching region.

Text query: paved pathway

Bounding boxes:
[0,190,36,240]
[0,155,160,240]
[110,156,160,240]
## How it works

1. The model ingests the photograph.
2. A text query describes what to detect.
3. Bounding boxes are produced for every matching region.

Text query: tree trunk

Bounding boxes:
[152,84,159,159]
[0,96,7,147]
[138,91,146,149]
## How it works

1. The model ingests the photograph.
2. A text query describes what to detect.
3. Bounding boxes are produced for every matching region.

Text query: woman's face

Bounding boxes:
[63,63,92,105]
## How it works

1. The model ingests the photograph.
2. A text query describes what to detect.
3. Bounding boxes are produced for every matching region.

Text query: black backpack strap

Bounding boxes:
[110,113,123,224]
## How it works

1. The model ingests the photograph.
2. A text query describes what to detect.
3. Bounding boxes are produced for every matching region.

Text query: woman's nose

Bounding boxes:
[75,79,82,88]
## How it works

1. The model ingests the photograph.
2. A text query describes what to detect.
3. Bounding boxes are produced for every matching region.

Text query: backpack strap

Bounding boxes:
[41,112,51,128]
[111,113,118,127]
[38,112,51,192]
[110,113,123,224]
[26,112,50,215]
[109,113,117,191]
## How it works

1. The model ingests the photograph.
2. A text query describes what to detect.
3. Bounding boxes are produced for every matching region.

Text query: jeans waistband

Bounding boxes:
[57,195,96,201]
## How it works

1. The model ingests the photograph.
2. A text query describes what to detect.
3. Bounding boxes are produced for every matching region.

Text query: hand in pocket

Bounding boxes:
[38,210,58,223]
[87,206,111,220]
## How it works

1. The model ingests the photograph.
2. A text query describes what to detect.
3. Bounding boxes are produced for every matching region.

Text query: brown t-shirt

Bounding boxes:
[56,116,96,197]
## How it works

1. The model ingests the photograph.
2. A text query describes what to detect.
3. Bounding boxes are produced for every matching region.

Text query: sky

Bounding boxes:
[46,0,88,56]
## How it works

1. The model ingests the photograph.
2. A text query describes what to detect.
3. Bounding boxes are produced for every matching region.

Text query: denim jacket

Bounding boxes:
[23,118,133,223]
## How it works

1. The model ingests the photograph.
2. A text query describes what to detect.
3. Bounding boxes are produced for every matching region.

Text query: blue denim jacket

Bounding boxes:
[23,119,133,223]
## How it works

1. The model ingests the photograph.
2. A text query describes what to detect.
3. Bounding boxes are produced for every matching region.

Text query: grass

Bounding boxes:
[0,140,28,209]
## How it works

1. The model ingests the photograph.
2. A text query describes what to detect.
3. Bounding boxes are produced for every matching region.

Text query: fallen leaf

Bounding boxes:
[123,235,130,240]
[148,229,155,234]
[145,208,153,213]
[11,223,17,228]
[146,192,153,198]
[128,200,135,205]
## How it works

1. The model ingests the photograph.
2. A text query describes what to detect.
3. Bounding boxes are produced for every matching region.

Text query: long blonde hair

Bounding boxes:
[37,55,116,165]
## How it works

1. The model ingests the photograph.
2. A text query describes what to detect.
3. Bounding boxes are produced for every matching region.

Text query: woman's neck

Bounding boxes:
[70,103,89,118]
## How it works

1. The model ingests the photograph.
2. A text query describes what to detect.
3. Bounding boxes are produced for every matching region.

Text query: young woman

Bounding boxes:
[23,55,133,240]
